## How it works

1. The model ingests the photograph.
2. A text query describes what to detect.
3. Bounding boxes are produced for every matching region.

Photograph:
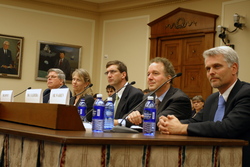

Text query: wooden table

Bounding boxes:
[0,120,247,167]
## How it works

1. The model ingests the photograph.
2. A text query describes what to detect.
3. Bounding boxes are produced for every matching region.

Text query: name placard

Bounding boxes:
[50,88,70,105]
[0,90,14,102]
[25,89,42,103]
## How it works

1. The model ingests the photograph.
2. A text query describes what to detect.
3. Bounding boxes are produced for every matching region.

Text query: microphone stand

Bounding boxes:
[14,87,32,98]
[70,83,93,101]
[81,81,136,121]
[111,72,182,133]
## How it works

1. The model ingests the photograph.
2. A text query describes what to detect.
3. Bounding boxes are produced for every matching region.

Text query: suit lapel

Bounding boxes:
[224,79,241,115]
[210,94,219,121]
[115,85,130,118]
[157,86,174,114]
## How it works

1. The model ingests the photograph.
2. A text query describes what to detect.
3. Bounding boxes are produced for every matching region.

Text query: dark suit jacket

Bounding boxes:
[181,79,250,167]
[0,48,17,74]
[126,85,192,127]
[69,94,94,122]
[111,84,144,119]
[43,84,72,103]
[0,48,12,67]
[54,58,71,79]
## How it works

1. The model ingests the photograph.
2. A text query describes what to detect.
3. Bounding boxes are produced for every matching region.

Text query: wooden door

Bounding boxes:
[159,36,210,99]
[148,8,218,100]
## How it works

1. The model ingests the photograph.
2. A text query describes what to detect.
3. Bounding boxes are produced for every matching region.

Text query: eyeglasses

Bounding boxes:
[46,75,58,79]
[104,70,118,75]
[193,101,202,104]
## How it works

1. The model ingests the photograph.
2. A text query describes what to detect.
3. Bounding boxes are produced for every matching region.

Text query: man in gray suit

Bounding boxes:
[126,57,191,127]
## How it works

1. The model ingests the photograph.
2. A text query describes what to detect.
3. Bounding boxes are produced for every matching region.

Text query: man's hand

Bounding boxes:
[114,119,119,126]
[1,65,7,69]
[157,115,188,135]
[127,111,144,125]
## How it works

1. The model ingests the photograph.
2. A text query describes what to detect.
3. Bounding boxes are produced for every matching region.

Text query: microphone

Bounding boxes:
[14,87,31,98]
[70,83,93,100]
[81,81,136,121]
[111,72,182,133]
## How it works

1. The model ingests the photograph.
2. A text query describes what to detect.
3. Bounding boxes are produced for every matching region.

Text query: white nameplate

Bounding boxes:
[25,89,42,103]
[49,88,69,105]
[0,90,14,102]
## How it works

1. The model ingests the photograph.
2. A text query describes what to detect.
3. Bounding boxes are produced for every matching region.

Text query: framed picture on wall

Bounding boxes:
[36,40,82,83]
[0,34,24,79]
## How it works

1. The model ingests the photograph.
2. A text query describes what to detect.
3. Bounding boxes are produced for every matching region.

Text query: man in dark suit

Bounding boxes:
[54,51,71,80]
[158,46,250,167]
[0,41,17,74]
[126,57,191,127]
[43,68,72,103]
[105,60,144,126]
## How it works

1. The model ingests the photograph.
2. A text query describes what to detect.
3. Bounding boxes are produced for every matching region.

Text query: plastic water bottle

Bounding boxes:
[104,97,114,130]
[92,94,105,132]
[143,96,156,136]
[78,98,87,122]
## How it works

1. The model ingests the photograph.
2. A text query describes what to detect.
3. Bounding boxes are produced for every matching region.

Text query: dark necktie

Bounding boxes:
[59,59,62,67]
[155,98,161,112]
[213,96,225,122]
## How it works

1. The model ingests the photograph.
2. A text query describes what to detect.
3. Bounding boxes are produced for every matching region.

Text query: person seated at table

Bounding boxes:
[43,68,72,103]
[191,95,204,117]
[70,69,94,122]
[105,60,144,126]
[157,46,250,167]
[126,57,192,127]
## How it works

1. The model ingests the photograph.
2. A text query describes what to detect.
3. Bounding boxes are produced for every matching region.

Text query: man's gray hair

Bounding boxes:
[48,68,66,84]
[3,41,9,45]
[203,46,239,75]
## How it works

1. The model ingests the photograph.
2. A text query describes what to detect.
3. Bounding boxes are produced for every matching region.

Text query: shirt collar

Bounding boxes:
[155,87,170,102]
[117,82,128,99]
[220,79,237,102]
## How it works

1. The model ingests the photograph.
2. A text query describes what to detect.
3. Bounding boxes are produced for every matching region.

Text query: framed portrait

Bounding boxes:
[36,40,82,83]
[0,34,24,79]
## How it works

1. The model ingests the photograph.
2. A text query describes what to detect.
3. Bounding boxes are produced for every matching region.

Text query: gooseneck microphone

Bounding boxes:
[14,87,32,98]
[111,72,182,133]
[81,81,136,121]
[70,83,93,100]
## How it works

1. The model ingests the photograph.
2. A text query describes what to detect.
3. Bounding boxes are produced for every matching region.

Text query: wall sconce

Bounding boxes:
[217,25,228,45]
[217,13,246,48]
[234,13,245,29]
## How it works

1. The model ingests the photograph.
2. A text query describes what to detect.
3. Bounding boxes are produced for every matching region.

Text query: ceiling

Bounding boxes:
[29,0,190,15]
[83,0,117,3]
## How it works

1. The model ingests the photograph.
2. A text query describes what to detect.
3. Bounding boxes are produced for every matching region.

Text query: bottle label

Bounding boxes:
[93,106,105,119]
[143,108,156,122]
[105,109,113,118]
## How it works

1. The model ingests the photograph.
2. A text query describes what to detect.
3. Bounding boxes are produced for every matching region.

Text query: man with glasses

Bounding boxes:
[105,60,144,126]
[43,68,72,103]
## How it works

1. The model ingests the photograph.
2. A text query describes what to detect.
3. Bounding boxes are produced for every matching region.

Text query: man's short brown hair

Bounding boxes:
[106,60,128,81]
[149,57,175,84]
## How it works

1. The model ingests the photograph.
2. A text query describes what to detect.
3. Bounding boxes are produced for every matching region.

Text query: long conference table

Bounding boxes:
[0,102,248,167]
